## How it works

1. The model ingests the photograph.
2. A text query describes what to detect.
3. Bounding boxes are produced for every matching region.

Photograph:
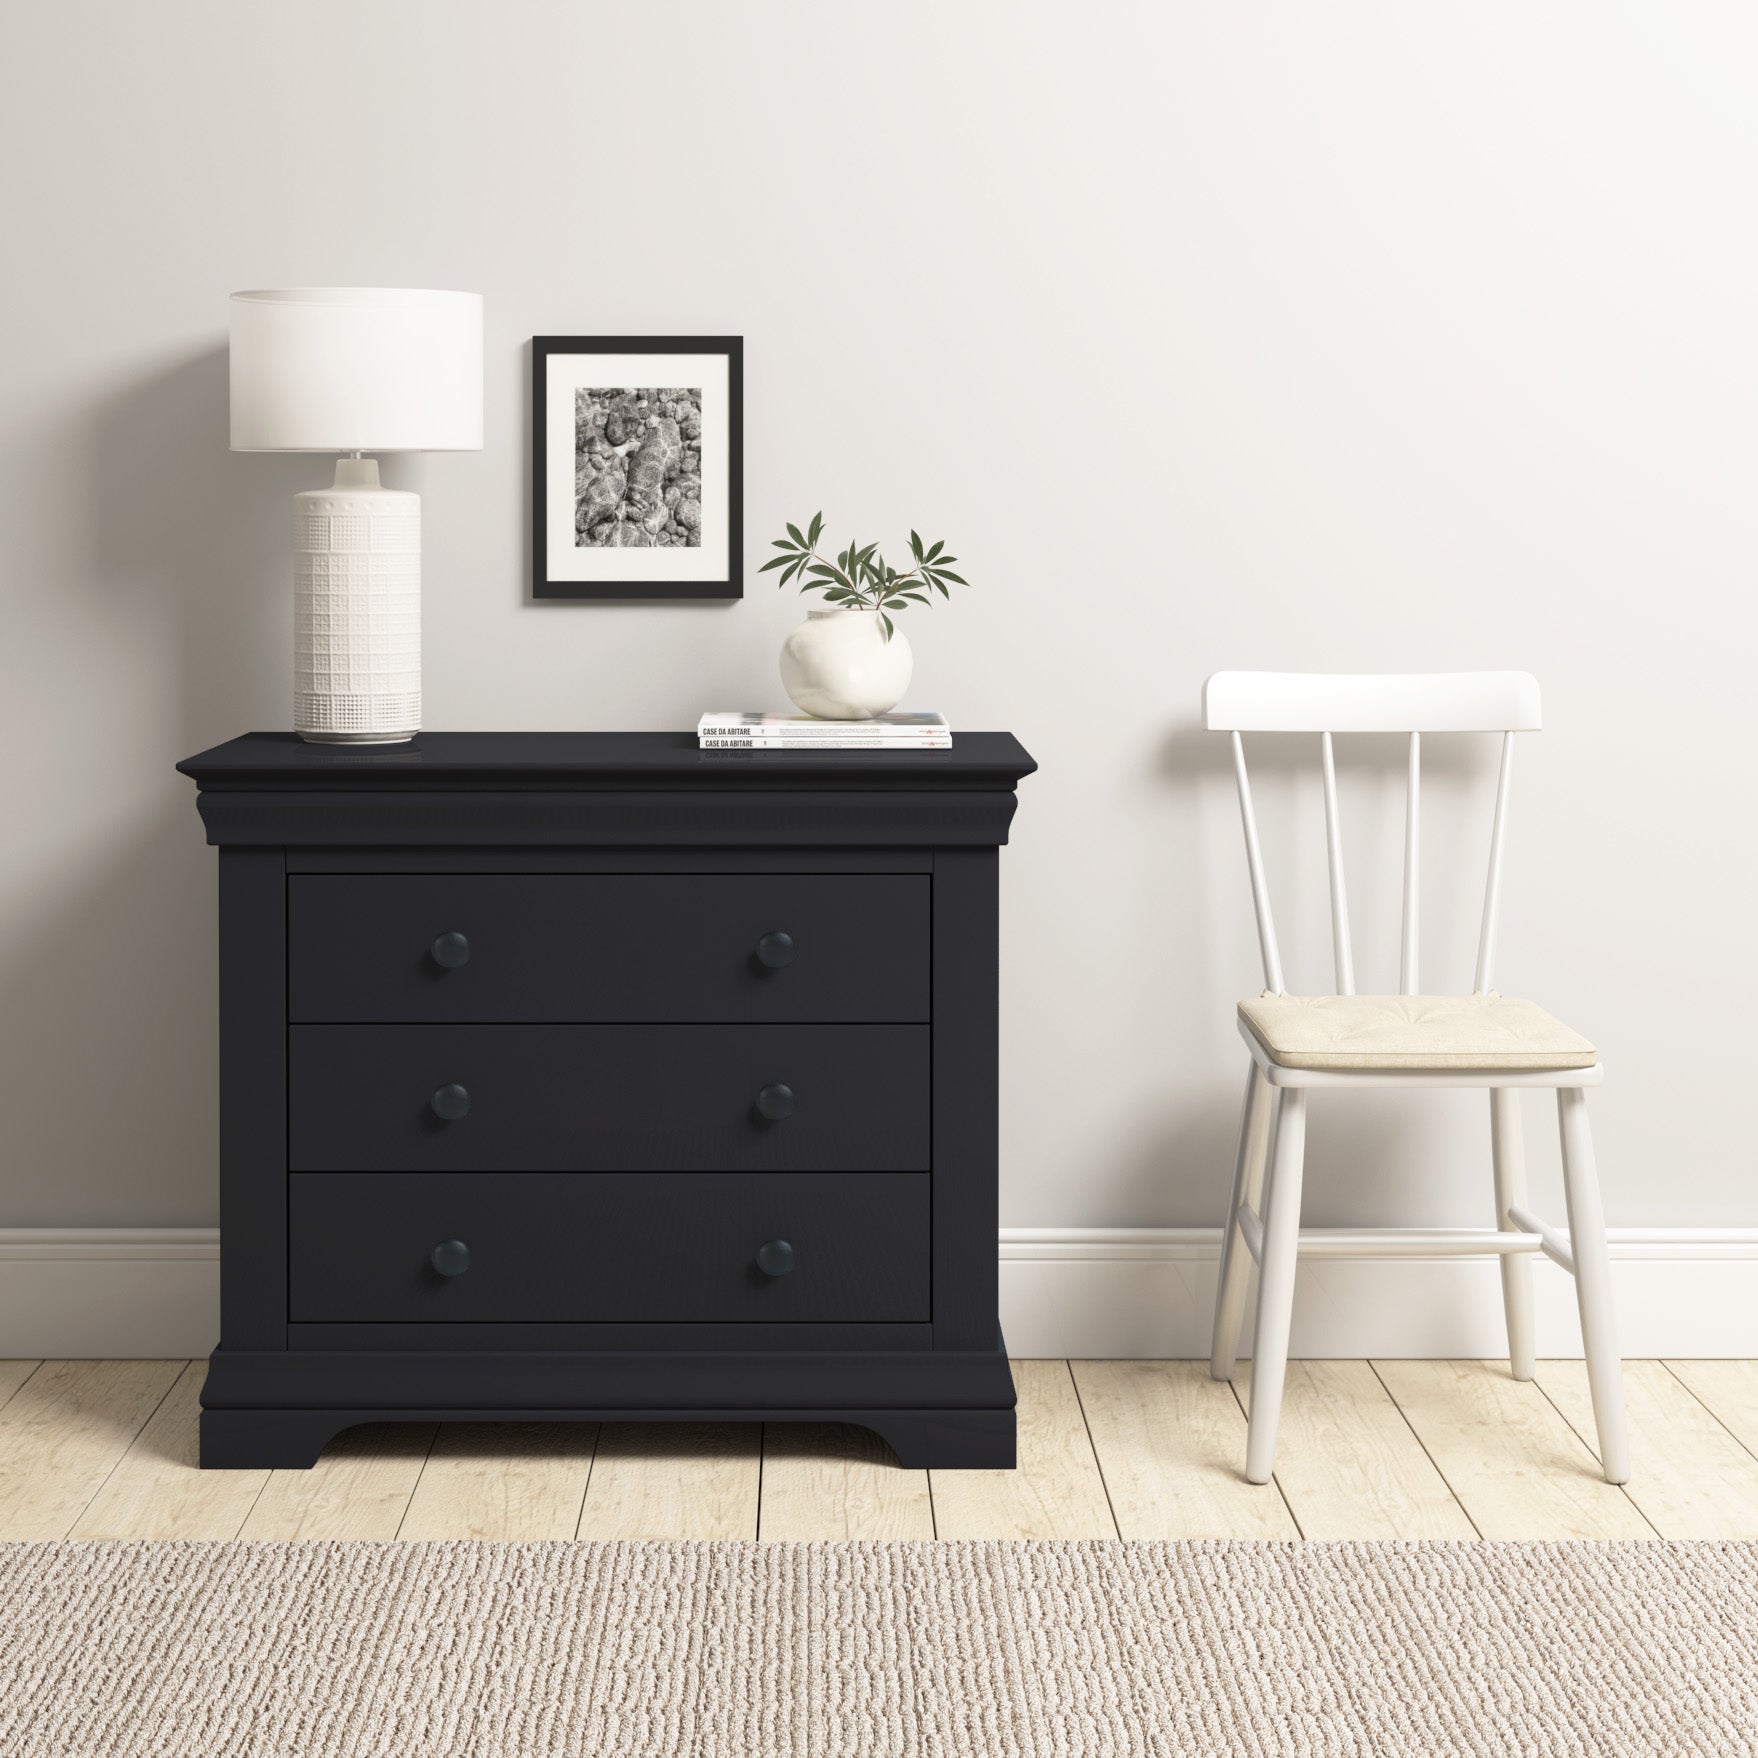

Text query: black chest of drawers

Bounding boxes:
[178,731,1035,1469]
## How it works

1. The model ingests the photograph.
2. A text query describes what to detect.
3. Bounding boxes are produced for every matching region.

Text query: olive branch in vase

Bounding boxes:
[760,512,969,641]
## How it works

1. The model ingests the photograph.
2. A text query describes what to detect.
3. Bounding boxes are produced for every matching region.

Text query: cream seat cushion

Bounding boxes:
[1237,992,1597,1071]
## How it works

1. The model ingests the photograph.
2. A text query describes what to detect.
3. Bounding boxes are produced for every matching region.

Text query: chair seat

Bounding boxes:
[1237,992,1597,1071]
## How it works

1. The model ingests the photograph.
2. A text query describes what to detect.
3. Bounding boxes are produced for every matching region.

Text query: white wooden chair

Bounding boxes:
[1205,671,1630,1486]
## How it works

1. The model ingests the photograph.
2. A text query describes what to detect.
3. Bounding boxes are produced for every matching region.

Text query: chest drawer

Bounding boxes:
[287,875,929,1022]
[289,1024,930,1171]
[288,1172,930,1323]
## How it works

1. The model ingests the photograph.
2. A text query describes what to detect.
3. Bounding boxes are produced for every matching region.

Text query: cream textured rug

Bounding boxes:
[1,1540,1754,1755]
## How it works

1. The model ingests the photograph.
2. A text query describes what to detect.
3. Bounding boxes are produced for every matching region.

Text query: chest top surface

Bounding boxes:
[178,731,1036,849]
[179,731,1036,790]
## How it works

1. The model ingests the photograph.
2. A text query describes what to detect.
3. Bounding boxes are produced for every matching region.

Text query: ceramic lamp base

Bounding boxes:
[298,730,421,746]
[294,457,420,744]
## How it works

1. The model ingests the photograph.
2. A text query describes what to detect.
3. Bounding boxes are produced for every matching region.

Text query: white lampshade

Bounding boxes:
[229,287,483,453]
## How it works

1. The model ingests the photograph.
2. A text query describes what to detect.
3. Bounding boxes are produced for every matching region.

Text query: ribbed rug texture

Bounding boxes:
[1,1540,1754,1756]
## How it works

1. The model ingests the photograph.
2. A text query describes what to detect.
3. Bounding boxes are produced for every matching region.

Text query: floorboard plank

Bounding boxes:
[575,1423,760,1540]
[1072,1360,1296,1539]
[0,1359,184,1540]
[240,1424,436,1541]
[72,1361,270,1540]
[758,1423,934,1540]
[930,1360,1115,1540]
[0,1363,39,1410]
[10,1358,1756,1543]
[398,1422,596,1541]
[1237,1359,1476,1540]
[1374,1360,1655,1540]
[1665,1361,1758,1459]
[1536,1359,1758,1539]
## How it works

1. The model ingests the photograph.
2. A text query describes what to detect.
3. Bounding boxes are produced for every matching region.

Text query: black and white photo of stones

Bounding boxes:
[574,387,703,548]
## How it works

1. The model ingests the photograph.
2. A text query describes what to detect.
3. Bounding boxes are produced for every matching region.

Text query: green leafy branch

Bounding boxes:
[759,511,969,641]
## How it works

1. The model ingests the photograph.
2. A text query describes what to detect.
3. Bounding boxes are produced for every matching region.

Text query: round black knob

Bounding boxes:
[430,1082,471,1121]
[431,931,470,969]
[756,1238,795,1278]
[756,1083,794,1121]
[756,931,795,969]
[430,1239,471,1277]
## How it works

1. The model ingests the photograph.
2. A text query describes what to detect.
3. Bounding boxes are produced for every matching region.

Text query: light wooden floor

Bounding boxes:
[3,1357,1757,1542]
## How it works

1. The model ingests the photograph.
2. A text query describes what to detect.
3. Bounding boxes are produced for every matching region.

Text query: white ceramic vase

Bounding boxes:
[779,608,914,720]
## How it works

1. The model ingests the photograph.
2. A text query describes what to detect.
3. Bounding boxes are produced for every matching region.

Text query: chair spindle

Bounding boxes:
[1230,731,1284,994]
[1400,731,1420,994]
[1474,731,1516,994]
[1320,731,1355,994]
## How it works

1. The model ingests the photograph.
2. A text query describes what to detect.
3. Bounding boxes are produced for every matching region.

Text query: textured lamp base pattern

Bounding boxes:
[294,459,420,743]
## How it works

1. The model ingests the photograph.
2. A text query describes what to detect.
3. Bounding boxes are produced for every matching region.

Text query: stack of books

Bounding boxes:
[698,711,951,750]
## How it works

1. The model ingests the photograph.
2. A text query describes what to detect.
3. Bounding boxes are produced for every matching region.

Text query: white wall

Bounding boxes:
[2,1,1753,1250]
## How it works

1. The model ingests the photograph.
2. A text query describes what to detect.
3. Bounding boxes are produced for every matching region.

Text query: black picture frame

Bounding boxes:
[532,335,743,600]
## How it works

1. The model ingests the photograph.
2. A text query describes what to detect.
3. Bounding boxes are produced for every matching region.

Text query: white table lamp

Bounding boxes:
[229,288,483,743]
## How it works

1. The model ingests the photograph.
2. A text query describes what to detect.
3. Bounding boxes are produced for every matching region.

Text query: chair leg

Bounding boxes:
[1244,1088,1307,1485]
[1210,1063,1272,1381]
[1489,1089,1536,1380]
[1557,1087,1630,1484]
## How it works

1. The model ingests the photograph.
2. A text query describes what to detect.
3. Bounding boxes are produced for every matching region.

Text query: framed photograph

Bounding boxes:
[532,335,743,599]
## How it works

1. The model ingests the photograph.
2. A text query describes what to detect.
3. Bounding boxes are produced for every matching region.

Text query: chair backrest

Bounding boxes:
[1203,671,1543,997]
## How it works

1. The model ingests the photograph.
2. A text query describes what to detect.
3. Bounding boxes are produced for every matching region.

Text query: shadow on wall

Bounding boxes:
[87,342,432,747]
[1100,718,1495,1229]
[0,345,370,1225]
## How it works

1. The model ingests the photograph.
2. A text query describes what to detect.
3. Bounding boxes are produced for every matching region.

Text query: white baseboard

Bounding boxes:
[0,1231,221,1358]
[2,1226,1754,1360]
